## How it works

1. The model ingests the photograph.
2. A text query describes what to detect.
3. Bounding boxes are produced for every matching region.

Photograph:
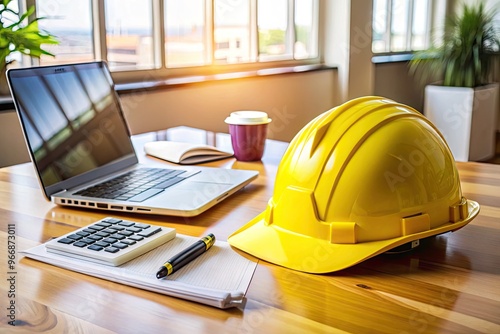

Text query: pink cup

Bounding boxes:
[225,111,272,161]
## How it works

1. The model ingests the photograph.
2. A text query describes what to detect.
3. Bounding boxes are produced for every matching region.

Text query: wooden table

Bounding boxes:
[1,129,499,333]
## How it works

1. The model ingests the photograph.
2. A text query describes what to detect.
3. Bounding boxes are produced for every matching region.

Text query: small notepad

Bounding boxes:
[21,235,257,309]
[144,141,233,164]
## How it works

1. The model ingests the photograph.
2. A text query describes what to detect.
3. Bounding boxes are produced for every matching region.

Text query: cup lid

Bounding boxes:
[225,111,272,125]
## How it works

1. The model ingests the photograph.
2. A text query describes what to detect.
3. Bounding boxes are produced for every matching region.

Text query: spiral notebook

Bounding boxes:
[20,234,257,309]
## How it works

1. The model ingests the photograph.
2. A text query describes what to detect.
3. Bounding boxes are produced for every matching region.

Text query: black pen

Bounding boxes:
[156,233,216,279]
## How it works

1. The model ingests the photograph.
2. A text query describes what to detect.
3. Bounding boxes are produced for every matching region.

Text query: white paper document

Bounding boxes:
[21,235,257,309]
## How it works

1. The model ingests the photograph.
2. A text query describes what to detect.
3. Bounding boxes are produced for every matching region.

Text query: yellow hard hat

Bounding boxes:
[228,96,479,273]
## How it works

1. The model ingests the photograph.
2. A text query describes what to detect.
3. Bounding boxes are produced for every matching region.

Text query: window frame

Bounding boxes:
[21,0,321,84]
[372,0,436,55]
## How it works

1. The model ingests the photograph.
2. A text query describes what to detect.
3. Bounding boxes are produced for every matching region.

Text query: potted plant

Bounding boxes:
[410,1,500,162]
[0,0,58,96]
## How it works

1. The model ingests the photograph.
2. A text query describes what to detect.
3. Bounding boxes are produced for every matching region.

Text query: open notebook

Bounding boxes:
[21,234,257,309]
[144,141,233,164]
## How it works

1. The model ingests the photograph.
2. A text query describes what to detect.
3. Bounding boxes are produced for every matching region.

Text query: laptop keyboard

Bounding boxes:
[45,217,176,266]
[74,167,199,202]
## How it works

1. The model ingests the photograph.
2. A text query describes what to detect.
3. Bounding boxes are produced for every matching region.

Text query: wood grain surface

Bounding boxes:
[0,132,499,333]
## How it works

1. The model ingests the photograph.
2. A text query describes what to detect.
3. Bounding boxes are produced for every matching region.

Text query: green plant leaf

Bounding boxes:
[17,5,35,23]
[409,1,499,88]
[0,1,58,66]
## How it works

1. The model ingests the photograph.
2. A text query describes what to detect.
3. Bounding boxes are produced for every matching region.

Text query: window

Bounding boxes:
[258,0,289,60]
[105,0,155,70]
[214,0,252,63]
[13,0,319,82]
[372,0,439,53]
[165,0,206,67]
[36,0,94,64]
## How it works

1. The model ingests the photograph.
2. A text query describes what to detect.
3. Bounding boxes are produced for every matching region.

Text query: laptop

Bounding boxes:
[7,61,258,217]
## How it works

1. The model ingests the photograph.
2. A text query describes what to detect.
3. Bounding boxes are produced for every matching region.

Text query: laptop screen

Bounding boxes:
[8,62,136,194]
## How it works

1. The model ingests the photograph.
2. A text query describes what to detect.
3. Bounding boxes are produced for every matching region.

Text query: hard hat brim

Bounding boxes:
[228,200,480,274]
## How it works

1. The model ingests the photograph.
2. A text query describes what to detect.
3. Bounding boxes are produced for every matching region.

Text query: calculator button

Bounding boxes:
[129,235,144,241]
[57,238,74,244]
[88,245,104,251]
[95,241,110,247]
[73,241,87,248]
[118,230,134,237]
[102,218,122,224]
[113,243,128,249]
[105,247,119,253]
[126,227,142,233]
[95,222,112,228]
[67,234,83,241]
[102,238,118,244]
[118,221,135,227]
[138,227,161,237]
[88,225,106,231]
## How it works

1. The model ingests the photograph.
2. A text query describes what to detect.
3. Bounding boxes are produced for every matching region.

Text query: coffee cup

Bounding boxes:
[225,111,272,161]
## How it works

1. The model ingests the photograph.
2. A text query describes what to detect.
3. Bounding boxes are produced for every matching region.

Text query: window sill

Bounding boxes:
[114,64,335,94]
[0,64,335,112]
[372,54,413,64]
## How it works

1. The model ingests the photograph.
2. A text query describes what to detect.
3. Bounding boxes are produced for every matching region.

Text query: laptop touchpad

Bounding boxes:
[189,171,235,184]
[174,180,232,192]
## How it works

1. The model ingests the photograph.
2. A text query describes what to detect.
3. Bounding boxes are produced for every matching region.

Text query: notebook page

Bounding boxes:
[122,236,255,291]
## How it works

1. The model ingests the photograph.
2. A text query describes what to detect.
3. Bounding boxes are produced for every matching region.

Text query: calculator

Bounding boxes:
[45,217,176,266]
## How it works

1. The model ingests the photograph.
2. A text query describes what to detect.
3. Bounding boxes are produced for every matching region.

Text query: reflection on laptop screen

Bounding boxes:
[9,62,135,188]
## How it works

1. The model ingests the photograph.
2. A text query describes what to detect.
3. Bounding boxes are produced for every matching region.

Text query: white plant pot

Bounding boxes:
[424,83,499,162]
